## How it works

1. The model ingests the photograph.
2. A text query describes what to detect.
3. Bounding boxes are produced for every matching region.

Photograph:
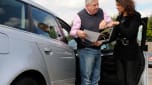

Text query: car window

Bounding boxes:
[100,28,115,51]
[0,0,28,30]
[55,18,71,42]
[31,7,59,39]
[56,17,78,49]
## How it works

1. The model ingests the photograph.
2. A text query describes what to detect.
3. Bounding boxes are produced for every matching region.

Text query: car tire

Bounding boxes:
[11,76,42,85]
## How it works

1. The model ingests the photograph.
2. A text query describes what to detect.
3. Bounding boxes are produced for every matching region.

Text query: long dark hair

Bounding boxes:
[116,0,135,16]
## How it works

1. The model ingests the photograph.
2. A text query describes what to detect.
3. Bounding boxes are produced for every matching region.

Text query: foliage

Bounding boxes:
[147,15,152,41]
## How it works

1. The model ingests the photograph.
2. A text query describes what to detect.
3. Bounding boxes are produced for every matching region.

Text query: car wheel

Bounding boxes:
[11,76,41,85]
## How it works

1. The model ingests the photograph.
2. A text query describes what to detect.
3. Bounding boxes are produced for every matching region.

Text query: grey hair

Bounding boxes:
[85,0,94,5]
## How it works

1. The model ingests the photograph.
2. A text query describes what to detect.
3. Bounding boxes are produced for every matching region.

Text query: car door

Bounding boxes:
[36,39,75,85]
[30,6,75,85]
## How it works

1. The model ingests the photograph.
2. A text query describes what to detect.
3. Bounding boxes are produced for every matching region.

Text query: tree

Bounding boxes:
[147,15,152,41]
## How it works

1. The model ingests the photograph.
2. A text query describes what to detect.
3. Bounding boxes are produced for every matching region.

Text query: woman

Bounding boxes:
[103,0,142,85]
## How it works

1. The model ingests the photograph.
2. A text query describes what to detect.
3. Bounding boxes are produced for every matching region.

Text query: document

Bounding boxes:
[84,29,100,42]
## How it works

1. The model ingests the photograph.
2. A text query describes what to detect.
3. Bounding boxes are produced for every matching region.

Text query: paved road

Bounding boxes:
[148,68,152,85]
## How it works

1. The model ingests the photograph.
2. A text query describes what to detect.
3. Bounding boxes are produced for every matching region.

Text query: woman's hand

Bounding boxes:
[99,20,120,30]
[107,21,120,28]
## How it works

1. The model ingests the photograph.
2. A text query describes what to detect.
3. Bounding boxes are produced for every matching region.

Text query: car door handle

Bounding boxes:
[44,48,53,55]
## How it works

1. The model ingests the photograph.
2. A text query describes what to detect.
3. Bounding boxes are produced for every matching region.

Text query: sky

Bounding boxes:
[33,0,152,24]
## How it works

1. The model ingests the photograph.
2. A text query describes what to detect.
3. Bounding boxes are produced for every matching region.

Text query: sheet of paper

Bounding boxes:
[84,29,100,42]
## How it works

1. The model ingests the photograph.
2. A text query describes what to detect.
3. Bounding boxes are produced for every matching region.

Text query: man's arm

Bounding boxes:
[70,14,87,39]
[70,14,81,38]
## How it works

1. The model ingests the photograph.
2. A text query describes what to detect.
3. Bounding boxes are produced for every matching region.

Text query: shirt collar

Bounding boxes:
[85,8,92,15]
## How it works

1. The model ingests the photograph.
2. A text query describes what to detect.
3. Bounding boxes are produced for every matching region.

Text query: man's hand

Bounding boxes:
[76,30,87,39]
[99,20,107,30]
[92,40,102,46]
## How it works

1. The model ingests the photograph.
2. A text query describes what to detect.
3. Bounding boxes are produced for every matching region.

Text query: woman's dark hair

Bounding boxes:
[116,0,135,16]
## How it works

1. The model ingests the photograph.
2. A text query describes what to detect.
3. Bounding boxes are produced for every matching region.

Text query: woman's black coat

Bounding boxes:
[108,11,141,60]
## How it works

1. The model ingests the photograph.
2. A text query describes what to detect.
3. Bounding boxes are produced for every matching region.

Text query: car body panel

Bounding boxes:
[0,25,50,85]
[0,0,76,85]
[0,32,9,53]
[36,38,75,84]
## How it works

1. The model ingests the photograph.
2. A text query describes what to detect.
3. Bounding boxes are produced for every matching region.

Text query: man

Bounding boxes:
[70,0,118,85]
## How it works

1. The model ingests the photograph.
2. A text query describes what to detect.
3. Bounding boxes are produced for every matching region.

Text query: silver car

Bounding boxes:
[0,0,75,85]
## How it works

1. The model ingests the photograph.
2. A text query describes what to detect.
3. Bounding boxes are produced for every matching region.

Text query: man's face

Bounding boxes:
[86,0,99,15]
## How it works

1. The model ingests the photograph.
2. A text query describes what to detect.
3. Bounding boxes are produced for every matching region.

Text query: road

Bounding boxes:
[148,68,152,85]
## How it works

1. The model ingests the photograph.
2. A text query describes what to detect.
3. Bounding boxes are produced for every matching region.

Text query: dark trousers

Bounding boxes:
[116,59,138,85]
[75,50,81,85]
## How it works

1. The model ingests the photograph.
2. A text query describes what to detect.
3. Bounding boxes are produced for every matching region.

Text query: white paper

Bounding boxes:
[84,29,100,42]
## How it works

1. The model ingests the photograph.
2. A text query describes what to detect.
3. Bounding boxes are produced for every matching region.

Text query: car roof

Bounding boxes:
[21,0,56,16]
